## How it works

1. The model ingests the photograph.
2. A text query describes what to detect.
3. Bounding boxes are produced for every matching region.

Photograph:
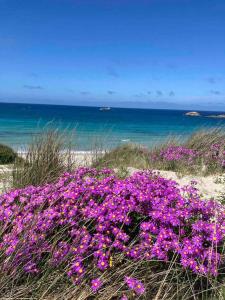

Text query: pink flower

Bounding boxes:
[125,276,145,295]
[91,278,103,292]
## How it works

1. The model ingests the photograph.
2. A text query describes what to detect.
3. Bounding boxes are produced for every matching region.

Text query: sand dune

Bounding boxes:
[1,156,224,199]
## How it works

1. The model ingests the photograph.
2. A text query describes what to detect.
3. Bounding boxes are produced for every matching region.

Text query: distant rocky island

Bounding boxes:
[185,111,225,119]
[206,114,225,119]
[185,111,201,116]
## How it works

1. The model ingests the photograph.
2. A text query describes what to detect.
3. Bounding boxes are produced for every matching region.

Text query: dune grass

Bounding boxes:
[92,143,150,170]
[1,127,224,193]
[12,129,76,188]
[0,143,18,164]
[184,127,225,150]
[93,127,225,176]
[1,254,223,299]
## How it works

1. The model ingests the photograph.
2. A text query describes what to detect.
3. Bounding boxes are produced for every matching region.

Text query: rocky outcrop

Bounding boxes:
[207,114,225,119]
[185,111,201,117]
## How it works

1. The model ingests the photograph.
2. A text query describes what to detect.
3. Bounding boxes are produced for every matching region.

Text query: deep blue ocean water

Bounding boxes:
[0,102,225,150]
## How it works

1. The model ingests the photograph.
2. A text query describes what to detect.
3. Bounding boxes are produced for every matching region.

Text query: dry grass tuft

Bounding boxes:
[92,144,150,170]
[184,127,225,151]
[93,127,225,176]
[12,129,76,188]
[0,252,223,299]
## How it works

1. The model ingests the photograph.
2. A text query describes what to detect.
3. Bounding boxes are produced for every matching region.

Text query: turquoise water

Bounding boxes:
[0,102,225,150]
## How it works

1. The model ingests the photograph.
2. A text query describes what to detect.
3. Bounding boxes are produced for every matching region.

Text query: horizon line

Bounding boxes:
[0,101,225,113]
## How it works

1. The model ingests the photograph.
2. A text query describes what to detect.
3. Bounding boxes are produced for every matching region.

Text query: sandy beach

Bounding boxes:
[127,167,224,199]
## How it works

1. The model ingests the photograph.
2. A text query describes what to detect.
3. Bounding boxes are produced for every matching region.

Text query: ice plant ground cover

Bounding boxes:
[1,167,225,299]
[150,141,225,174]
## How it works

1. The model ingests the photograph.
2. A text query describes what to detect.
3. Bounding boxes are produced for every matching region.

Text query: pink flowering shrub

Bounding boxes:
[206,142,225,169]
[0,167,225,297]
[159,145,199,163]
[151,142,225,174]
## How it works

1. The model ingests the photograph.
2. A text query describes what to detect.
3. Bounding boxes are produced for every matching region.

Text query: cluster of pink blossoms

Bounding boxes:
[125,276,145,295]
[207,142,225,168]
[153,143,225,169]
[159,146,198,163]
[0,167,225,296]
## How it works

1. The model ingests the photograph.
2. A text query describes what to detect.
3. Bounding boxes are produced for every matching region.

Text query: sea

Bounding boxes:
[0,102,225,150]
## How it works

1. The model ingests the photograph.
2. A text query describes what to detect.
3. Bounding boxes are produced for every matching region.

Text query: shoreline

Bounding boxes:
[1,103,225,154]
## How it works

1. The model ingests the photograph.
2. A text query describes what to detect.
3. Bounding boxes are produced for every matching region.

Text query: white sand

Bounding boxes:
[0,165,13,193]
[127,167,224,199]
[18,150,101,167]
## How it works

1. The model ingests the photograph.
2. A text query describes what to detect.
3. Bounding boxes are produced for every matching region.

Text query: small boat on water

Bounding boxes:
[99,107,111,111]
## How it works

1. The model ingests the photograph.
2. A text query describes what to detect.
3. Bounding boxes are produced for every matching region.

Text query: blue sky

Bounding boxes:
[0,0,225,110]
